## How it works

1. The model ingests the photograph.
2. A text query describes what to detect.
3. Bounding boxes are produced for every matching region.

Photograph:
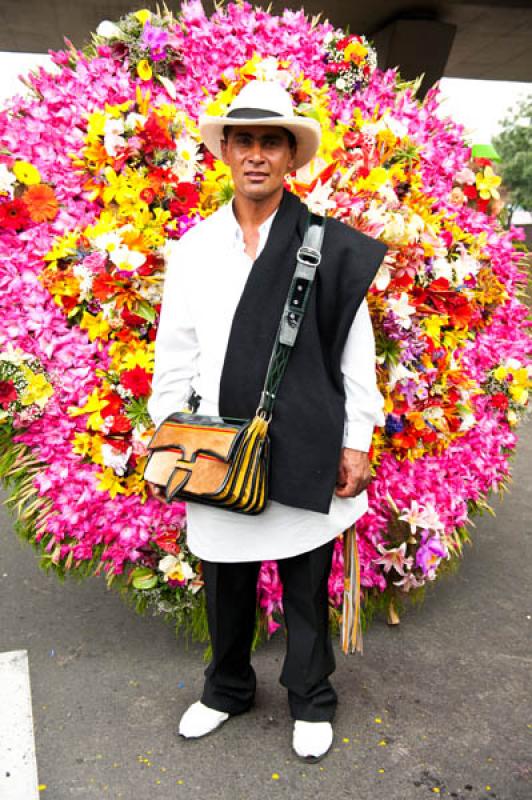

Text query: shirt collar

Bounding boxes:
[223,199,279,258]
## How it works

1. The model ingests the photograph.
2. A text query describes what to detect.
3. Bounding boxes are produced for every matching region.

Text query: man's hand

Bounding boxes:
[146,481,168,503]
[335,448,371,498]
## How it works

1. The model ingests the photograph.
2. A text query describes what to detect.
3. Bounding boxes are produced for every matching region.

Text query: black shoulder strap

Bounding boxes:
[257,211,326,418]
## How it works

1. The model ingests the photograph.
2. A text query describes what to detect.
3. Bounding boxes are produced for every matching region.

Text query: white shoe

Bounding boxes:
[292,720,334,761]
[178,701,229,739]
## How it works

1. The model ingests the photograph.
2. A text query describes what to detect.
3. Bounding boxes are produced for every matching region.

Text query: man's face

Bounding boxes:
[220,125,296,202]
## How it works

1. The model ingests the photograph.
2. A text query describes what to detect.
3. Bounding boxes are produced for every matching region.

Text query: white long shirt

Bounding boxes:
[147,200,385,562]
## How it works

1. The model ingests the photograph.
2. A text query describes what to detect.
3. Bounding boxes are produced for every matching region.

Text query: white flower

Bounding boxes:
[432,256,454,282]
[363,199,390,230]
[158,554,196,583]
[374,541,414,575]
[373,262,392,291]
[455,166,475,185]
[108,245,146,272]
[454,252,480,284]
[171,137,201,181]
[124,112,147,132]
[392,572,424,591]
[253,57,283,82]
[101,443,132,476]
[103,117,125,157]
[335,77,347,91]
[92,231,122,253]
[383,211,406,242]
[459,411,476,431]
[388,362,417,390]
[294,157,328,186]
[304,179,336,215]
[405,212,425,241]
[383,115,408,139]
[398,500,444,534]
[156,74,177,99]
[96,20,124,39]
[0,163,16,197]
[72,263,94,301]
[388,292,416,329]
[0,343,29,364]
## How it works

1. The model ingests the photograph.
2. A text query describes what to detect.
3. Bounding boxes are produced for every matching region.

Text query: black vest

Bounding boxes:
[218,189,388,514]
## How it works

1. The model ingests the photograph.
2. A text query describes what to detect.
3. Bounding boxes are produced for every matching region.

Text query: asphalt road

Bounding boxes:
[1,420,531,800]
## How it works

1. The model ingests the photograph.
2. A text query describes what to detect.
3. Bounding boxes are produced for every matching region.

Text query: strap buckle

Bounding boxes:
[297,245,322,267]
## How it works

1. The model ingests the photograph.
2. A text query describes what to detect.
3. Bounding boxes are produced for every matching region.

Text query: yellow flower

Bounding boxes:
[68,387,106,430]
[344,40,368,63]
[104,100,132,118]
[85,111,107,138]
[13,160,41,185]
[79,311,112,343]
[492,365,508,381]
[97,467,127,498]
[109,339,154,372]
[72,432,95,459]
[357,166,389,192]
[43,231,79,262]
[423,315,447,345]
[508,367,530,405]
[476,165,501,200]
[19,369,54,408]
[137,59,153,81]
[133,9,151,25]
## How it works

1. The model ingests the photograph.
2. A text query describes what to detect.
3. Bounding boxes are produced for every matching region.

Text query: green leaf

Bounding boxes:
[134,300,156,324]
[131,566,159,590]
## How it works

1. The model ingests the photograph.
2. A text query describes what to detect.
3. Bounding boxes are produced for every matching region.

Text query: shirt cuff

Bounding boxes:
[342,420,376,452]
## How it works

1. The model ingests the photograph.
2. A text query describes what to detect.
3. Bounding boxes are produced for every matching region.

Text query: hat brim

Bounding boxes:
[198,114,321,171]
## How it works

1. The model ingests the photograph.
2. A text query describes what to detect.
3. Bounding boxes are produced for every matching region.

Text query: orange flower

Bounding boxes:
[22,184,59,222]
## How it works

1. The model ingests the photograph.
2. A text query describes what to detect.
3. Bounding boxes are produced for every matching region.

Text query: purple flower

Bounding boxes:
[415,531,448,576]
[141,21,169,61]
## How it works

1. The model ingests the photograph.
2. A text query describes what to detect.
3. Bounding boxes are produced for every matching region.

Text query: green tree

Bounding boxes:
[492,94,532,220]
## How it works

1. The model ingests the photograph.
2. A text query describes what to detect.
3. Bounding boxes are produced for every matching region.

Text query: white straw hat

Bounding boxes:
[198,80,321,171]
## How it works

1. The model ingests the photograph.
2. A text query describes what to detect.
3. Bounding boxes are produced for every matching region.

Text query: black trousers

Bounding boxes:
[200,538,337,722]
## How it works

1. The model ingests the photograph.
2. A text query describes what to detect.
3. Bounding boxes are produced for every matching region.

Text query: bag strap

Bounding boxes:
[257,210,326,419]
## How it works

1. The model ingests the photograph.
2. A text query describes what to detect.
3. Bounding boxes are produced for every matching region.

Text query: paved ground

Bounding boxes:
[1,420,531,800]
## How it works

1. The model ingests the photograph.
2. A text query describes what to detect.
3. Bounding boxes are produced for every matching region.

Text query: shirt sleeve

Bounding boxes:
[147,239,200,428]
[341,297,385,452]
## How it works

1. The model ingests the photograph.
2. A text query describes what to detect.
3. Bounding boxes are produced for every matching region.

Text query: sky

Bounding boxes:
[0,50,530,217]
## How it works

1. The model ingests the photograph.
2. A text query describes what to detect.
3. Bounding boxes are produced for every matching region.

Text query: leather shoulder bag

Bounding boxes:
[143,210,326,514]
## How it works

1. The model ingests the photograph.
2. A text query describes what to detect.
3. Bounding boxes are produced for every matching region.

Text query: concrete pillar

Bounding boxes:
[371,17,457,99]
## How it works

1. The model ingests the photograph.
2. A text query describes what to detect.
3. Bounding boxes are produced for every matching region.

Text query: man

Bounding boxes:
[146,80,387,761]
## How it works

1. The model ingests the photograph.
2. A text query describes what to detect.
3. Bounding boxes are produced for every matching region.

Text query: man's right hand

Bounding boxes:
[146,482,168,503]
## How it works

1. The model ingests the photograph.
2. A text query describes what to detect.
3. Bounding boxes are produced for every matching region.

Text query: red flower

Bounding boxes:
[102,435,131,453]
[61,295,78,312]
[169,182,199,216]
[108,413,132,434]
[154,530,182,555]
[336,37,351,50]
[0,198,31,231]
[142,113,175,153]
[121,307,147,327]
[140,187,156,204]
[92,273,118,302]
[492,392,509,410]
[462,184,478,200]
[101,392,123,418]
[120,366,152,397]
[0,379,17,409]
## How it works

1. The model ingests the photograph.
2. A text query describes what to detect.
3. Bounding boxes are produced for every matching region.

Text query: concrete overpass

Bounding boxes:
[0,1,530,97]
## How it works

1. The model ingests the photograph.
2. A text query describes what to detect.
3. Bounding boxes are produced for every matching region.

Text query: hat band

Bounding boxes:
[226,107,284,120]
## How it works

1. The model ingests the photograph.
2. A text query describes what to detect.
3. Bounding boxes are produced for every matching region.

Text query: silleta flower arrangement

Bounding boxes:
[0,1,530,640]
